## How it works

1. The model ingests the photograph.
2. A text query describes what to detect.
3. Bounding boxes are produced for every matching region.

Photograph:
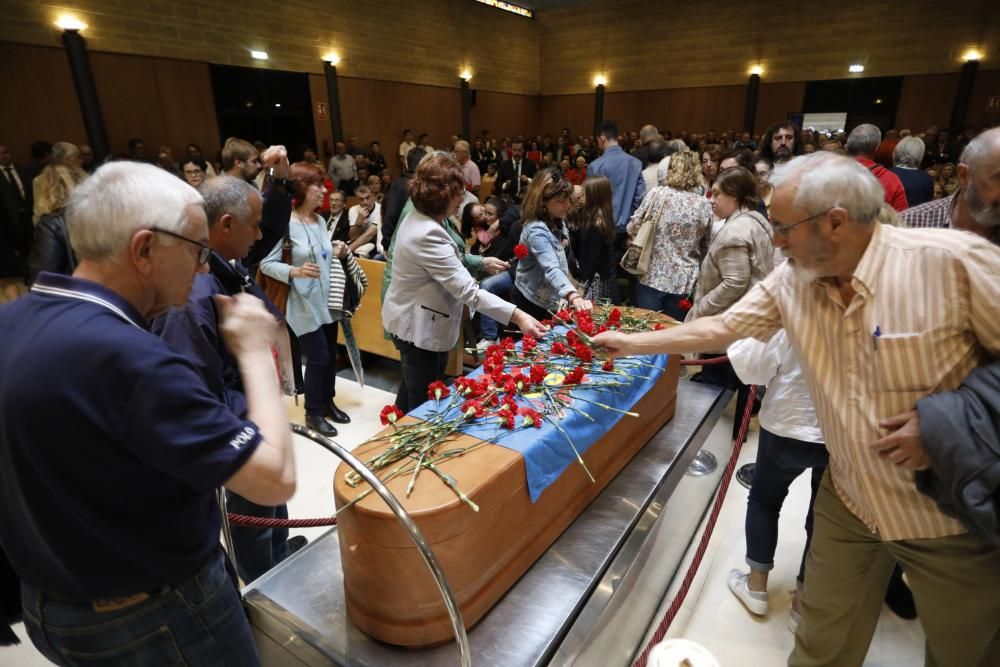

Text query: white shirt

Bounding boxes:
[349,202,383,254]
[728,330,824,444]
[398,140,416,160]
[641,164,659,194]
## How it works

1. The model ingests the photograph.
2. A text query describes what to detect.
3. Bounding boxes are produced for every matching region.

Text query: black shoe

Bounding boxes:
[736,463,755,489]
[305,415,338,437]
[287,535,308,554]
[884,566,917,620]
[325,401,351,424]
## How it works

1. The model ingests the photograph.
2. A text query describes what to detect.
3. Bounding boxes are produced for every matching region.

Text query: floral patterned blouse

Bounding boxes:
[626,186,713,295]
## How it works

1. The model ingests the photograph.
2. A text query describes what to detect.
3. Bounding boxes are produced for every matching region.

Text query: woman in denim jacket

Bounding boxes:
[511,168,593,321]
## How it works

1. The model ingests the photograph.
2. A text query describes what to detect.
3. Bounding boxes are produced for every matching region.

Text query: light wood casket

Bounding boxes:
[333,354,681,647]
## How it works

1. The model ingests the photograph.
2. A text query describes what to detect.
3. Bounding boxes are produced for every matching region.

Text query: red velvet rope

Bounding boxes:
[679,355,729,366]
[226,513,338,528]
[630,383,759,667]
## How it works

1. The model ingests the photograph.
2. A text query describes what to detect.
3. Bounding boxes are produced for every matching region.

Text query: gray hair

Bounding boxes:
[639,124,660,143]
[893,136,925,168]
[771,152,883,224]
[51,141,79,165]
[67,161,203,261]
[845,124,881,156]
[959,126,1000,171]
[200,176,258,227]
[454,140,470,154]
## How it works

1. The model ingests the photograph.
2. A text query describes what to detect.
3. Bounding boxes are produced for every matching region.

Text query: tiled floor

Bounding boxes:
[2,378,926,666]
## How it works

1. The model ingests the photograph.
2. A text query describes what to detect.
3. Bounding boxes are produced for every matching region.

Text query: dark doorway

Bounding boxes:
[210,65,315,159]
[803,76,904,132]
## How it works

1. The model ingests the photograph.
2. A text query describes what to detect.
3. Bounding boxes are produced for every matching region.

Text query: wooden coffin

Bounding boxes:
[333,354,681,647]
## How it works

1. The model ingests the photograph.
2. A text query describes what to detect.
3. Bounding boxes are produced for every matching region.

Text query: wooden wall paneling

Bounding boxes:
[89,51,168,157]
[0,43,87,164]
[470,91,540,143]
[308,74,333,163]
[966,69,1000,131]
[754,82,806,135]
[539,94,593,140]
[151,58,220,160]
[896,73,960,134]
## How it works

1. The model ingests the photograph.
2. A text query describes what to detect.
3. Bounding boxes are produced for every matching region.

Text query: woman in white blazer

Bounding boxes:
[382,153,547,411]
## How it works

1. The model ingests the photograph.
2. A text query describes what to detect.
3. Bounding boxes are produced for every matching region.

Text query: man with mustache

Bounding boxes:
[902,127,1000,244]
[762,122,803,166]
[593,151,1000,666]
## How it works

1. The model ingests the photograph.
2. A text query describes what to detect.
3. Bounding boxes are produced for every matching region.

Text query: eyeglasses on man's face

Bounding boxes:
[149,227,211,264]
[769,208,832,238]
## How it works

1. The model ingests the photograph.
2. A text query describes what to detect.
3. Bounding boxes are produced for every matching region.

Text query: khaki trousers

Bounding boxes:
[790,471,1000,667]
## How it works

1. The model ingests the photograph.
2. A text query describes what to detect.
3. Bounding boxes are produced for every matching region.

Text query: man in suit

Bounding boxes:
[0,144,32,301]
[496,140,537,201]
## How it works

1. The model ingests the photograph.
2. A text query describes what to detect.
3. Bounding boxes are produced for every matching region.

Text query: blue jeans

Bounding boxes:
[21,548,260,666]
[225,491,290,584]
[635,282,688,322]
[478,271,512,340]
[745,428,829,585]
[298,321,338,417]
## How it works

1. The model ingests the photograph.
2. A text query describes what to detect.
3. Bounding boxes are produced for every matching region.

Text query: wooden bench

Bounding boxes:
[337,257,465,376]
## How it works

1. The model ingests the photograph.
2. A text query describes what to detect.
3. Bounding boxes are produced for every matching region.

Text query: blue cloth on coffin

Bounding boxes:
[408,329,669,502]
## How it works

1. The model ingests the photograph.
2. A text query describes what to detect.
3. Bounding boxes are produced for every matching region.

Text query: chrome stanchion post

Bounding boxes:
[291,423,472,667]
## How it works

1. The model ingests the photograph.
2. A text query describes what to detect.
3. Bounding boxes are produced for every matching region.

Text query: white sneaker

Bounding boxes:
[727,569,768,616]
[476,339,496,352]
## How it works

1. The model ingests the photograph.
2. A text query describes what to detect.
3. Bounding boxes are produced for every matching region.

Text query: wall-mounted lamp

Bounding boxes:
[749,65,764,76]
[962,49,983,63]
[55,15,88,31]
[593,74,607,87]
[460,69,473,82]
[848,64,865,73]
[250,50,268,61]
[325,53,341,66]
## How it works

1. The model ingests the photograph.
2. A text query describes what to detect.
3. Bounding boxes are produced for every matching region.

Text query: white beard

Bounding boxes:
[782,250,821,284]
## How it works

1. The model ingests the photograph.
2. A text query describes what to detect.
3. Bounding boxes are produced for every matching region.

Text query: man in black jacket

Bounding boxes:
[496,140,537,200]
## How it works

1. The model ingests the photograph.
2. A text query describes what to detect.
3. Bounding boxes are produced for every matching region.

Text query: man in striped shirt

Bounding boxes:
[901,127,1000,244]
[594,151,1000,666]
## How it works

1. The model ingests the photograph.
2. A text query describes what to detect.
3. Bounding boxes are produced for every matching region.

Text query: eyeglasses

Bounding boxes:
[769,208,831,238]
[149,227,212,264]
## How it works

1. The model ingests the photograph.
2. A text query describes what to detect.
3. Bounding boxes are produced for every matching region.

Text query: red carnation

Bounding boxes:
[500,412,516,429]
[379,405,404,426]
[563,366,585,385]
[551,341,568,355]
[519,407,544,428]
[513,243,529,259]
[530,364,547,385]
[461,399,486,418]
[654,323,665,331]
[679,298,693,311]
[500,337,516,351]
[566,330,579,346]
[573,343,593,363]
[578,319,595,335]
[608,307,622,326]
[555,308,573,322]
[427,380,450,401]
[596,324,609,334]
[521,335,537,352]
[602,359,615,372]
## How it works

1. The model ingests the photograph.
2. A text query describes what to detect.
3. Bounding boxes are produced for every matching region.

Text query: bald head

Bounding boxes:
[960,127,1000,172]
[958,127,1000,228]
[639,124,660,145]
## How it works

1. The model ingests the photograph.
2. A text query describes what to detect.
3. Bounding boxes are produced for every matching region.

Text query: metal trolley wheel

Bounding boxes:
[224,423,472,667]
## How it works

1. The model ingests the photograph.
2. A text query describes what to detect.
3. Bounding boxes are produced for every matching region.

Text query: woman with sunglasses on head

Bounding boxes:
[511,168,593,321]
[260,162,351,436]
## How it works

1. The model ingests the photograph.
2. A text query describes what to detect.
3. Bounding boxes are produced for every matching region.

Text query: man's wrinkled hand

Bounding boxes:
[871,410,929,470]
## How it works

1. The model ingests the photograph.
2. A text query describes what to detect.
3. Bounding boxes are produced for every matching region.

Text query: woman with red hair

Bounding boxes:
[261,162,351,435]
[382,153,547,411]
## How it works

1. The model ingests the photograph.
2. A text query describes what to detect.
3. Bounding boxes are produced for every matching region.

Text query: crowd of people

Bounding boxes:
[0,114,997,666]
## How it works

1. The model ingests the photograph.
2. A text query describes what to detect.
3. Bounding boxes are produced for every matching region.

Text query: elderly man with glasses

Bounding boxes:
[0,162,294,666]
[594,151,1000,667]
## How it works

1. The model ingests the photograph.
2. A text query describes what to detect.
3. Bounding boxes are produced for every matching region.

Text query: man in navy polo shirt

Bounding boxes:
[0,162,295,665]
[152,175,305,585]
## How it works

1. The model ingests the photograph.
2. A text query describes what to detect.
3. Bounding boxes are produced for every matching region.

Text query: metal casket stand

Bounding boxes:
[243,380,732,667]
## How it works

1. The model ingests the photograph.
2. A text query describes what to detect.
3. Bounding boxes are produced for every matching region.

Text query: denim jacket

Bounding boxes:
[514,220,575,312]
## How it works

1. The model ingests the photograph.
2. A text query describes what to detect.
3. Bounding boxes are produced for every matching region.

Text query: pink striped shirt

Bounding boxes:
[723,223,1000,540]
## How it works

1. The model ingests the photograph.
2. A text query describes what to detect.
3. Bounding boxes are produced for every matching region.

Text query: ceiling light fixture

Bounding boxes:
[325,53,340,66]
[593,74,607,87]
[250,50,268,61]
[962,49,983,62]
[849,64,865,73]
[749,65,764,76]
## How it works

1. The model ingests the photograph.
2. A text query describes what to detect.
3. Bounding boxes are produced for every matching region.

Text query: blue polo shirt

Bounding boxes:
[0,272,262,599]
